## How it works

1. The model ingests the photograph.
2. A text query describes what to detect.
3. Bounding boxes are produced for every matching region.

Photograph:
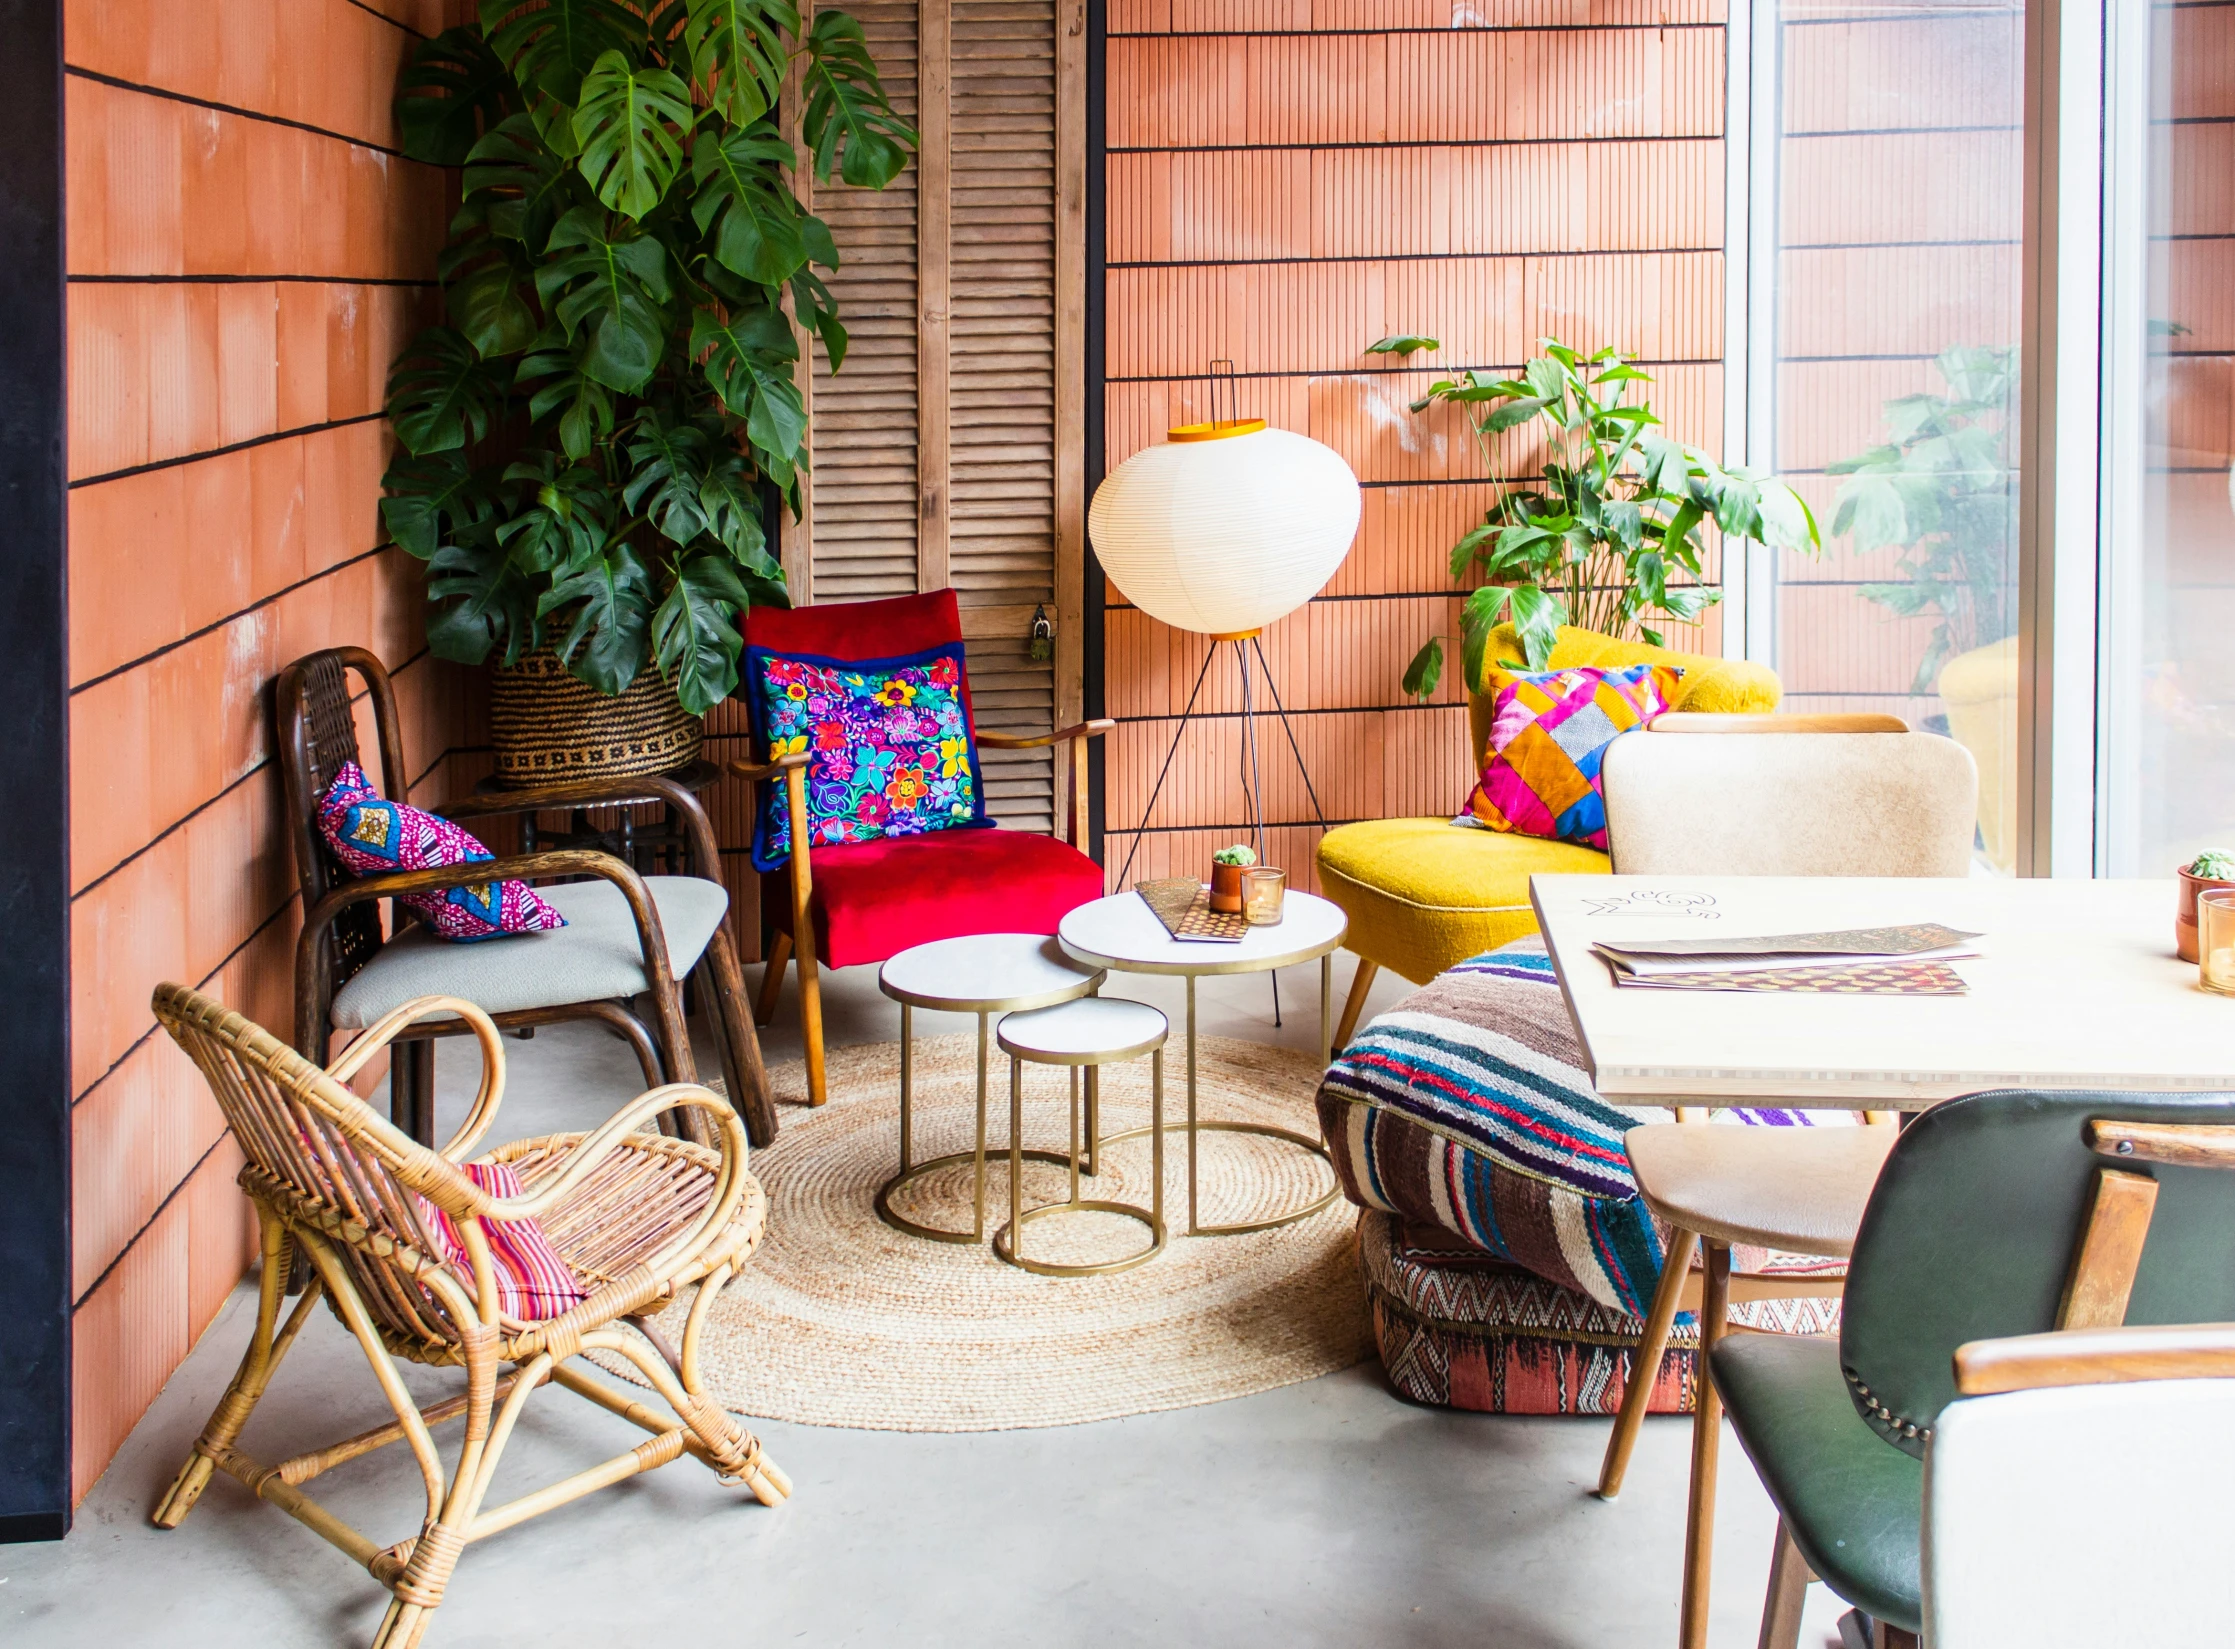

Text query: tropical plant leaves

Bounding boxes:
[380,451,498,561]
[573,50,695,218]
[690,304,805,458]
[650,553,752,711]
[691,124,813,284]
[386,328,509,455]
[535,205,673,390]
[675,0,798,128]
[1366,334,1439,357]
[481,0,644,105]
[448,257,539,357]
[464,115,579,253]
[398,26,520,166]
[541,543,655,693]
[803,9,916,187]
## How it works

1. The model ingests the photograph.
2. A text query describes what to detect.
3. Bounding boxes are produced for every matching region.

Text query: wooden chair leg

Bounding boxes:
[1333,957,1380,1051]
[1757,1519,1815,1649]
[700,925,779,1147]
[1871,1627,1918,1649]
[755,931,792,1026]
[797,938,826,1107]
[390,1037,436,1148]
[1599,1225,1699,1499]
[1679,1240,1733,1649]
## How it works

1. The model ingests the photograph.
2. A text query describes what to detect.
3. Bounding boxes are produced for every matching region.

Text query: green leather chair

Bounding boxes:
[1711,1087,2235,1646]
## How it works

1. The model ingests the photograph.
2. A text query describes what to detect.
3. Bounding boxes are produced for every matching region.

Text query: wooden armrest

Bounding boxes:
[441,773,705,820]
[1955,1323,2235,1396]
[1652,713,1909,734]
[728,751,812,783]
[2089,1119,2235,1169]
[977,718,1117,751]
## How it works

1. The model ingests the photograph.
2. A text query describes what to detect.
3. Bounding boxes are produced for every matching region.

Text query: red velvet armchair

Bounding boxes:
[731,591,1111,1106]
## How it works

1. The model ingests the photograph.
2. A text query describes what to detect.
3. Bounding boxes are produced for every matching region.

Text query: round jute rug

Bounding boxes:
[623,1031,1371,1431]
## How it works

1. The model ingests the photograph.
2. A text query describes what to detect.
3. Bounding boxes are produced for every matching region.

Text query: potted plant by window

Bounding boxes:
[1365,336,1820,695]
[382,4,913,785]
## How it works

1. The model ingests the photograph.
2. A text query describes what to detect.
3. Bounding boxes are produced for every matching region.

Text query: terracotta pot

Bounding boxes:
[2175,867,2235,963]
[1208,861,1246,913]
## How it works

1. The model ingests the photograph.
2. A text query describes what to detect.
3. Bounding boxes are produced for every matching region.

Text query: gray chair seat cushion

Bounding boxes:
[331,875,730,1029]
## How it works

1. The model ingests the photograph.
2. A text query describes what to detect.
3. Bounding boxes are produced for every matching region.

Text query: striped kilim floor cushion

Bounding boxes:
[1321,941,1842,1413]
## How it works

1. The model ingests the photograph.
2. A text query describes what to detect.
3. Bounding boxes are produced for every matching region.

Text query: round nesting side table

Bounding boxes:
[1058,890,1348,1237]
[994,997,1169,1277]
[875,934,1104,1244]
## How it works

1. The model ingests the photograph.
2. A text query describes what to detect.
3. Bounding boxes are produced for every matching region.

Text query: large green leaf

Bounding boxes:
[1400,635,1444,701]
[481,0,643,105]
[622,411,715,543]
[427,530,539,665]
[464,115,579,253]
[1504,584,1565,670]
[536,206,673,390]
[802,9,916,187]
[573,50,695,219]
[691,125,812,284]
[541,544,655,693]
[676,0,798,128]
[386,327,509,455]
[651,553,752,712]
[397,26,520,166]
[495,454,615,575]
[448,257,539,358]
[381,451,497,560]
[1366,334,1439,357]
[517,335,619,460]
[690,305,805,459]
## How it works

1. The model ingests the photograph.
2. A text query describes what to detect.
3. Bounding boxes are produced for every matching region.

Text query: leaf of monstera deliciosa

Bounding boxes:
[480,0,644,105]
[464,115,580,254]
[691,125,816,284]
[397,26,521,165]
[541,544,656,694]
[666,0,798,127]
[535,206,673,391]
[652,554,754,712]
[387,328,510,455]
[573,50,695,218]
[691,305,806,462]
[803,9,916,187]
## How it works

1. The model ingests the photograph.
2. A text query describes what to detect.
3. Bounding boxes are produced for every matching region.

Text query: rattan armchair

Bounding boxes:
[276,647,776,1147]
[150,982,789,1649]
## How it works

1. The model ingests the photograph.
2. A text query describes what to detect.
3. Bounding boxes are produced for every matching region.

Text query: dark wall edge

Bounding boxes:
[0,0,73,1536]
[1084,0,1108,865]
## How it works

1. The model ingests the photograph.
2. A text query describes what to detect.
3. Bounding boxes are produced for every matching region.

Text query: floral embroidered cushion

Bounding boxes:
[1464,662,1681,850]
[317,760,567,942]
[743,642,989,869]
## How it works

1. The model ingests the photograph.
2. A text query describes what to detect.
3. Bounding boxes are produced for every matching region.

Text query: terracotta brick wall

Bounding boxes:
[63,0,472,1501]
[1099,0,1727,885]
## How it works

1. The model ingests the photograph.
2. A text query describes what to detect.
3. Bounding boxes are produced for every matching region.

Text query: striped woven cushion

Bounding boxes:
[416,1160,588,1322]
[1318,940,1850,1318]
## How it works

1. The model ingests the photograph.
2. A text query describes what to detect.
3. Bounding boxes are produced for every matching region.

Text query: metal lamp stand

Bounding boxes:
[1112,631,1332,1025]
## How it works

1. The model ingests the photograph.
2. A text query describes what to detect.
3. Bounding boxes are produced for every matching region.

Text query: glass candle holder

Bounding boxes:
[1243,866,1287,926]
[2201,890,2235,995]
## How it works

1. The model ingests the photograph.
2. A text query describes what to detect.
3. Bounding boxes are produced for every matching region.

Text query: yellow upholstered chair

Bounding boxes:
[1317,624,1781,1044]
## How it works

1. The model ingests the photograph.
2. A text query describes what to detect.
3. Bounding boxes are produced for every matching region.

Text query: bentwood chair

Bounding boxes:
[277,648,777,1147]
[150,983,789,1649]
[731,591,1110,1108]
[1715,1086,2235,1648]
[1921,1322,2235,1647]
[1593,721,1978,1648]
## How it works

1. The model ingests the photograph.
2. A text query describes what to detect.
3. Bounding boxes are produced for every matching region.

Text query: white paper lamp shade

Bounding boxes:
[1088,421,1362,636]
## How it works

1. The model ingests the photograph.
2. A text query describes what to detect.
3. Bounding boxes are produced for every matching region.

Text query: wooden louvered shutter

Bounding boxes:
[783,0,1087,837]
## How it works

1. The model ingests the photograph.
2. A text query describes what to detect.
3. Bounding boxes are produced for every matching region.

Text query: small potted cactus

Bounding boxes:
[1209,843,1258,913]
[2177,850,2235,962]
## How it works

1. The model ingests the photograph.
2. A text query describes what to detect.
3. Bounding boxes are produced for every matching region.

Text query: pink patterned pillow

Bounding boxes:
[317,760,566,943]
[416,1159,588,1322]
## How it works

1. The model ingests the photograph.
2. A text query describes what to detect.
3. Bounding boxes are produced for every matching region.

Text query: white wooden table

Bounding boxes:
[1529,876,2235,1108]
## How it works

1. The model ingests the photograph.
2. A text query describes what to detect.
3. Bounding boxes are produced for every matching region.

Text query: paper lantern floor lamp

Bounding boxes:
[1088,375,1362,893]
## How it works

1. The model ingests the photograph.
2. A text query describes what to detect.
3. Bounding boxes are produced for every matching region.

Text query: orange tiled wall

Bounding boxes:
[1099,0,1727,885]
[64,0,473,1501]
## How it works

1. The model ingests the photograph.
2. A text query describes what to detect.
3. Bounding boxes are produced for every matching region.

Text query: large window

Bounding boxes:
[2101,0,2235,874]
[1750,0,2026,870]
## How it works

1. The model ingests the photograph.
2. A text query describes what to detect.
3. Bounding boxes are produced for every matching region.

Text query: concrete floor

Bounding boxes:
[4,953,1849,1647]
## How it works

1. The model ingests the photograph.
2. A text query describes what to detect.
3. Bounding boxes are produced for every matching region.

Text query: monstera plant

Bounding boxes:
[1372,335,1819,696]
[382,2,914,715]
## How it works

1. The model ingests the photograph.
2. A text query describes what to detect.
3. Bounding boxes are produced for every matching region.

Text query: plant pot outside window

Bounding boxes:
[489,651,703,789]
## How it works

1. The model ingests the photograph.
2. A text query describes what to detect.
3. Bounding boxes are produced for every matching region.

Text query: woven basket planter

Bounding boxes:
[489,651,704,788]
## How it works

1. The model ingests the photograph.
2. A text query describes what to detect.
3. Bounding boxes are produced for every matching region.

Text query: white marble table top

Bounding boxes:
[1058,889,1347,977]
[878,932,1103,1014]
[998,997,1170,1064]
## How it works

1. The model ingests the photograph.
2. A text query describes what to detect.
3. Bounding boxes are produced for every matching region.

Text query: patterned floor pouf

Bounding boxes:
[1324,942,1845,1411]
[1362,1211,1699,1414]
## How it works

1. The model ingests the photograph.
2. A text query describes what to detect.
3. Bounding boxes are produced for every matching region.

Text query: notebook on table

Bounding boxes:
[1135,877,1248,942]
[1592,922,1981,995]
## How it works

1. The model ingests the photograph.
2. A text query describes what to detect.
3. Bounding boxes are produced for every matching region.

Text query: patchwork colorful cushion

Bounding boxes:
[744,642,989,870]
[1318,942,1851,1319]
[416,1159,587,1322]
[317,761,566,943]
[1465,661,1680,850]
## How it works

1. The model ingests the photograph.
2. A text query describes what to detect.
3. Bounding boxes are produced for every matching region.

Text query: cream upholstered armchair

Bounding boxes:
[1314,624,1783,1046]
